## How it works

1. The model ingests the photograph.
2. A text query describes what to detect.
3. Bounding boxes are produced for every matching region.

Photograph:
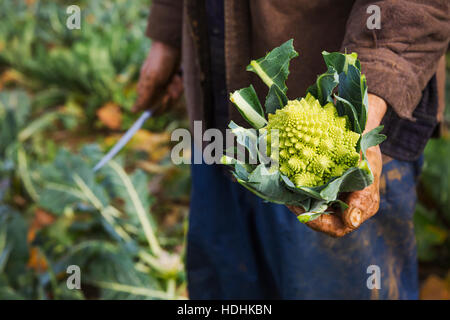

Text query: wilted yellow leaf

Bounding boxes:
[27,208,55,243]
[86,14,95,24]
[103,130,171,162]
[0,69,23,90]
[129,130,171,162]
[27,247,48,272]
[97,102,122,130]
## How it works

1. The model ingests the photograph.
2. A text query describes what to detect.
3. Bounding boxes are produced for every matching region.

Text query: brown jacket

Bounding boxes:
[146,0,449,130]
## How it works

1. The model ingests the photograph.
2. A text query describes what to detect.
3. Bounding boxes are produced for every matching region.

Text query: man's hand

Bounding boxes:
[287,94,387,237]
[133,41,183,113]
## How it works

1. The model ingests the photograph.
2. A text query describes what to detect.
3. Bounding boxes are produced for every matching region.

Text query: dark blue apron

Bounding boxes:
[187,158,422,299]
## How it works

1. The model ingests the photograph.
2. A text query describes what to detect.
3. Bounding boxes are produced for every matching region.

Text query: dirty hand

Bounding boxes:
[133,41,183,113]
[288,94,387,237]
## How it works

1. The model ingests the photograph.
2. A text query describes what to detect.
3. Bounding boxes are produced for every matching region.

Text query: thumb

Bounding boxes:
[342,203,363,229]
[133,84,153,113]
[133,82,159,113]
[341,183,380,229]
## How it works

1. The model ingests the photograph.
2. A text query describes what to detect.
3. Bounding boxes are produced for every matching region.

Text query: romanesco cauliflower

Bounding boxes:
[264,93,361,187]
[221,40,386,221]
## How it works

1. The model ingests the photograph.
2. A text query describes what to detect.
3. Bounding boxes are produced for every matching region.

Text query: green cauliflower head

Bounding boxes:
[263,93,361,188]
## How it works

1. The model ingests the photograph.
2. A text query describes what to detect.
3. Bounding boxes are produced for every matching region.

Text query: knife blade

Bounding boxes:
[93,110,152,172]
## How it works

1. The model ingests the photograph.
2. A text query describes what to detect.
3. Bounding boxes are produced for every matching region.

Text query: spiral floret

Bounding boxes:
[265,93,361,187]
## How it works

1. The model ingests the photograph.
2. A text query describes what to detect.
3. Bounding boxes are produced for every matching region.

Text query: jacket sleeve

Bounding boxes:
[146,0,183,49]
[341,0,450,119]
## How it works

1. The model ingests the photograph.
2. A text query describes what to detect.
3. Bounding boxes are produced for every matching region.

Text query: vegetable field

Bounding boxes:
[0,0,189,299]
[0,0,449,299]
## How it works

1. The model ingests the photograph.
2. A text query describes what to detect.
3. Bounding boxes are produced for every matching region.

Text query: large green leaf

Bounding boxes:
[322,51,360,74]
[233,164,308,206]
[265,84,288,114]
[246,39,298,93]
[48,241,162,300]
[307,51,368,133]
[99,160,161,255]
[0,90,31,156]
[306,67,339,105]
[360,125,386,159]
[0,206,29,290]
[334,94,362,134]
[319,167,373,201]
[338,65,368,132]
[36,149,108,214]
[35,147,138,247]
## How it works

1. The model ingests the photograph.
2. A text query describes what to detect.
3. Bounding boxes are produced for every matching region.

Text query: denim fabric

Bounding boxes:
[187,157,423,299]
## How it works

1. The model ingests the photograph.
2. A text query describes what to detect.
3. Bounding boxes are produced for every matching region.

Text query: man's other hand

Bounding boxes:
[133,41,183,113]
